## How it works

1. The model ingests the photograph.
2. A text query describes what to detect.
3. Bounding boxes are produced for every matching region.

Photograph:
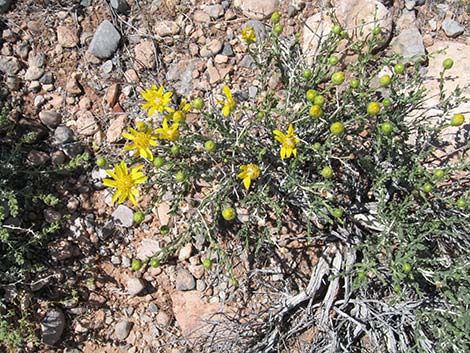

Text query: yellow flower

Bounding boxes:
[218,85,236,117]
[273,123,300,160]
[103,161,148,206]
[122,122,158,161]
[172,99,192,123]
[141,85,174,116]
[241,26,256,43]
[155,118,179,141]
[237,164,260,190]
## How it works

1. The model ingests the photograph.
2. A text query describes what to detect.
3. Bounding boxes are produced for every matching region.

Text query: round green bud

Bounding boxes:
[202,258,212,269]
[150,258,160,268]
[367,101,381,116]
[271,11,280,24]
[312,142,322,151]
[273,25,283,34]
[204,140,216,152]
[331,208,343,218]
[433,169,445,179]
[192,97,204,110]
[349,79,359,89]
[96,157,107,167]
[382,98,392,108]
[423,183,433,193]
[379,74,391,87]
[303,69,312,80]
[306,89,317,102]
[160,225,170,235]
[314,95,325,107]
[222,207,236,221]
[331,71,345,85]
[309,105,323,119]
[170,145,181,155]
[153,157,165,168]
[175,171,186,182]
[133,211,145,223]
[402,263,412,273]
[456,198,466,208]
[321,166,334,179]
[331,25,342,35]
[328,55,339,65]
[330,122,344,135]
[394,63,405,74]
[450,113,465,126]
[442,58,454,70]
[380,122,393,134]
[131,259,143,271]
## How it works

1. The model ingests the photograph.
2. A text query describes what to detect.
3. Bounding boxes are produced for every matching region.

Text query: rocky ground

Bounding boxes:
[0,0,469,352]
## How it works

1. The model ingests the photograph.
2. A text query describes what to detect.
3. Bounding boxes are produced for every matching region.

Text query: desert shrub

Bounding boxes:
[99,12,469,353]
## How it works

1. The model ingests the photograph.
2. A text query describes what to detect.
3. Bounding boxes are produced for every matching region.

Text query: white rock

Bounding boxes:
[234,0,279,20]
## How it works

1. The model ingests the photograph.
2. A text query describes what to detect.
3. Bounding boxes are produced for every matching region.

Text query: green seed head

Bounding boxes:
[133,211,145,223]
[443,58,454,70]
[222,207,236,221]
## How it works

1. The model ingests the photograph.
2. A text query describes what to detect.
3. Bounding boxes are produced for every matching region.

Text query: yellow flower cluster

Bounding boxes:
[103,82,302,205]
[103,85,188,206]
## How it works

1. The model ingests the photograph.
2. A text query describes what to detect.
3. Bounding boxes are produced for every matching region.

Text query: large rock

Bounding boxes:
[88,20,121,59]
[302,13,335,63]
[390,28,425,63]
[233,0,279,20]
[332,0,392,41]
[421,41,470,142]
[171,291,227,337]
[41,308,65,346]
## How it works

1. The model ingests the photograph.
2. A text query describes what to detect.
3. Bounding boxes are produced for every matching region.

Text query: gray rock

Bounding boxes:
[98,220,115,239]
[154,21,180,37]
[112,205,134,228]
[203,4,224,18]
[243,20,266,42]
[166,59,196,96]
[127,277,146,296]
[148,303,159,313]
[122,255,131,267]
[39,111,62,129]
[61,142,84,158]
[28,52,45,68]
[0,0,12,13]
[39,72,55,84]
[240,54,255,68]
[221,42,234,56]
[175,269,196,291]
[391,28,425,63]
[101,60,113,74]
[54,125,74,144]
[0,56,21,75]
[34,95,46,108]
[111,255,121,265]
[41,308,65,346]
[114,320,133,340]
[110,0,129,14]
[442,19,464,38]
[15,42,30,59]
[88,20,121,59]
